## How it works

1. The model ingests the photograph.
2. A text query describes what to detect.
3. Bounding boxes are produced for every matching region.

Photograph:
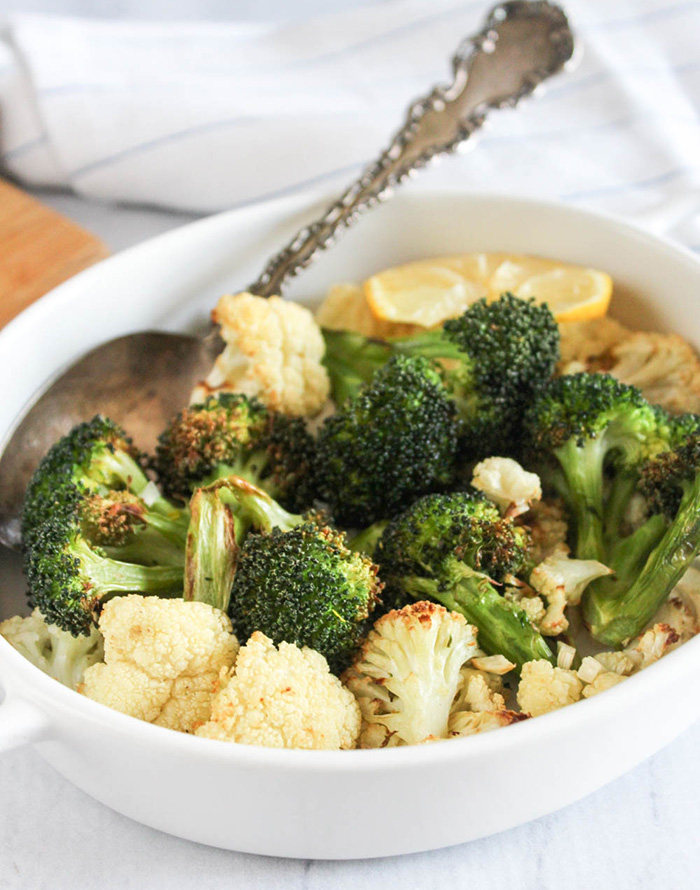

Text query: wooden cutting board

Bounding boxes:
[0,180,109,328]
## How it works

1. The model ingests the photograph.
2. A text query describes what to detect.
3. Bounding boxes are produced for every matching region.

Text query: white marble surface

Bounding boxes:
[1,0,700,884]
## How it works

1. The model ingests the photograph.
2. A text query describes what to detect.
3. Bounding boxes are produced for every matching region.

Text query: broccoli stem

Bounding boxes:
[603,471,639,545]
[585,478,700,645]
[403,560,554,669]
[184,486,239,611]
[202,454,271,494]
[88,448,151,493]
[102,527,186,568]
[349,521,389,558]
[392,330,463,361]
[322,329,393,404]
[554,437,607,561]
[217,480,302,533]
[75,537,184,596]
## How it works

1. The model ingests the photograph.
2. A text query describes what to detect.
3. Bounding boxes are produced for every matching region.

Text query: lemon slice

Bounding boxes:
[365,253,612,327]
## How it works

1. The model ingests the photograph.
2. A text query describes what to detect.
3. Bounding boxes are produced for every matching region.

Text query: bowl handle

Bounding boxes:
[0,695,49,753]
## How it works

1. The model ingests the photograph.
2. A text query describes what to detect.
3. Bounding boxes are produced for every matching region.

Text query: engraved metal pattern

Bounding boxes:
[247,0,575,299]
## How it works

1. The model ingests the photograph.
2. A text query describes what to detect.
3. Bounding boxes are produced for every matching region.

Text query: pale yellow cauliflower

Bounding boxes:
[529,545,613,636]
[559,318,700,414]
[196,632,360,750]
[1,608,103,689]
[448,664,523,737]
[345,601,482,748]
[192,291,330,416]
[597,332,700,414]
[517,661,583,717]
[558,317,632,368]
[471,457,542,517]
[525,498,569,564]
[651,565,700,642]
[80,595,238,733]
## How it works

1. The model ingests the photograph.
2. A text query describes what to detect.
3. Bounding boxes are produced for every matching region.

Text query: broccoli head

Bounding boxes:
[21,416,190,635]
[376,491,553,668]
[22,415,177,546]
[24,508,184,636]
[584,432,700,645]
[525,373,669,561]
[155,393,316,511]
[323,293,560,457]
[230,522,383,673]
[315,354,459,526]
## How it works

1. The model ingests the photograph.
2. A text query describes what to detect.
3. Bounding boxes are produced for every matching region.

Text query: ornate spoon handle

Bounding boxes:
[247,0,575,298]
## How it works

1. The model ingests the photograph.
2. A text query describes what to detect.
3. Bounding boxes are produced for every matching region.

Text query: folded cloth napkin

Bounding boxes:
[0,0,698,243]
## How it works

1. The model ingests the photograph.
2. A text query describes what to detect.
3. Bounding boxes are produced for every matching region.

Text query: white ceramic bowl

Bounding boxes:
[1,190,700,860]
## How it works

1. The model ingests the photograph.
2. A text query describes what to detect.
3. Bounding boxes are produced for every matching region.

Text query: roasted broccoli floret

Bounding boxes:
[315,355,459,526]
[229,523,383,673]
[24,509,184,637]
[323,293,560,456]
[184,476,303,612]
[21,416,189,635]
[79,490,187,567]
[376,492,554,668]
[525,373,670,561]
[155,393,316,511]
[584,433,700,645]
[22,415,182,546]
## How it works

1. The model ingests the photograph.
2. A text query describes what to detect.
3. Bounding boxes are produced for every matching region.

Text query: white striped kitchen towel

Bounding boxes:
[0,0,698,244]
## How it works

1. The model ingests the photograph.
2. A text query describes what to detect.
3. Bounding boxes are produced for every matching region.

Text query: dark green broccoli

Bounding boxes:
[376,491,554,668]
[22,415,183,547]
[525,373,670,561]
[21,416,189,635]
[79,490,186,567]
[230,523,383,673]
[323,293,560,456]
[315,354,460,526]
[584,432,700,645]
[155,393,316,511]
[24,509,184,637]
[184,476,303,611]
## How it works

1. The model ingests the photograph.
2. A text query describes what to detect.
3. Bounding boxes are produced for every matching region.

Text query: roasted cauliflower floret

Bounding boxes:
[193,292,330,416]
[80,595,238,733]
[0,608,103,689]
[344,601,482,748]
[560,321,700,414]
[471,457,542,518]
[653,565,700,641]
[516,659,583,717]
[448,663,523,737]
[624,622,680,670]
[195,632,360,750]
[597,332,700,414]
[504,583,547,629]
[530,545,612,636]
[558,317,631,369]
[525,497,569,564]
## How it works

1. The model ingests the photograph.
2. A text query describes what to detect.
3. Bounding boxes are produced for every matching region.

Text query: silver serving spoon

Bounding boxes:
[0,0,575,549]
